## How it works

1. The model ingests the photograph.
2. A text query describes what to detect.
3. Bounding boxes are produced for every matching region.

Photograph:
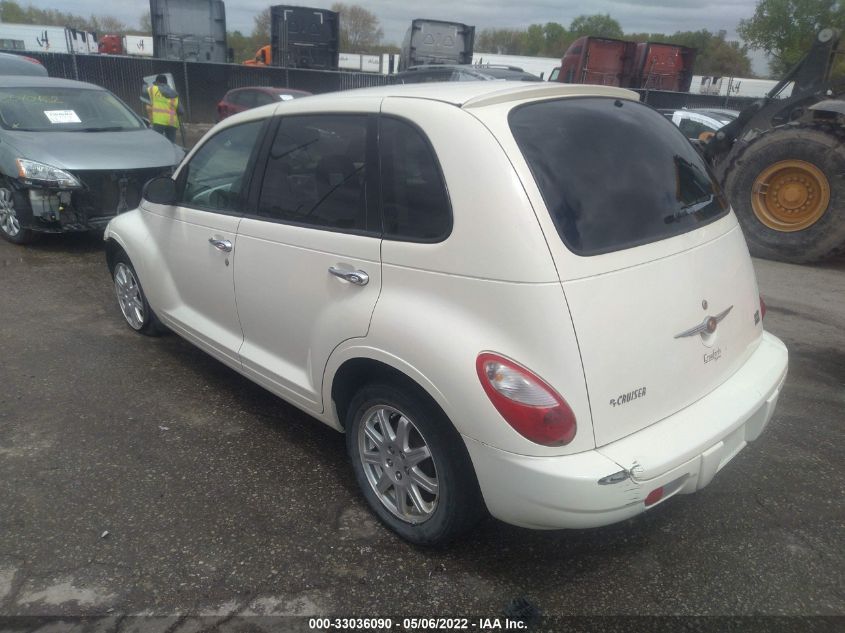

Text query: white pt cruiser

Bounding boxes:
[105,83,788,545]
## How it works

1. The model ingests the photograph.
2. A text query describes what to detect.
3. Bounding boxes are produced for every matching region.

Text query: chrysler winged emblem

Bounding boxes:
[674,306,733,339]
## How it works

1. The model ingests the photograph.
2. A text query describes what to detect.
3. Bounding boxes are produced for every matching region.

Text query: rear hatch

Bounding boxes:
[508,96,764,447]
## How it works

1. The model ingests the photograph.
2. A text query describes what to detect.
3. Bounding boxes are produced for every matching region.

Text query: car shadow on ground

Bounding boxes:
[23,230,104,254]
[147,329,682,562]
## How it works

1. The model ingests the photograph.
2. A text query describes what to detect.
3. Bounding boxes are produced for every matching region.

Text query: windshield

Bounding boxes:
[509,97,728,256]
[0,86,143,132]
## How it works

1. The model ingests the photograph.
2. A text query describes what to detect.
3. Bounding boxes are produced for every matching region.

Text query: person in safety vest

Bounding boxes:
[147,75,182,142]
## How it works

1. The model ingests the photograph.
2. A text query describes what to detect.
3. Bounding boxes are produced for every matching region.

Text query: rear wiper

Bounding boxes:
[664,195,714,223]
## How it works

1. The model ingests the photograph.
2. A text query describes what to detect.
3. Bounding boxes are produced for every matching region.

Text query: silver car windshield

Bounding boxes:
[0,87,143,132]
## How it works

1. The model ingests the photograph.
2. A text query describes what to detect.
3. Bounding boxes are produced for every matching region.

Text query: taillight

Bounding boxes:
[476,352,576,446]
[760,295,767,320]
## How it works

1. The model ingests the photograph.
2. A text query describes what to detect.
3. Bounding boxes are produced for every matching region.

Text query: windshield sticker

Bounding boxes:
[44,110,81,124]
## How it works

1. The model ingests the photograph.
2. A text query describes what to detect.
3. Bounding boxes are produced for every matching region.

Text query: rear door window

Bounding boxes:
[509,97,728,256]
[256,114,372,232]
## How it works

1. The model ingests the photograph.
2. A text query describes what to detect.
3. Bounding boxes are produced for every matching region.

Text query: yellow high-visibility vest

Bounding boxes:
[148,85,179,128]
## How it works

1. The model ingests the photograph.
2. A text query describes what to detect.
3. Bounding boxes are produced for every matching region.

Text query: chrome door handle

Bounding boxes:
[328,266,369,286]
[208,237,232,252]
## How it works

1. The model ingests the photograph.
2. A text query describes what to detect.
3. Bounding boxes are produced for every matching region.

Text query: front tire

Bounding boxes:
[0,181,38,245]
[112,253,164,336]
[724,125,845,263]
[346,383,485,545]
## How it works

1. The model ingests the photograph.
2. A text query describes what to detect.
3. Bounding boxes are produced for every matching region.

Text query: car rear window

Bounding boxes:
[509,97,728,256]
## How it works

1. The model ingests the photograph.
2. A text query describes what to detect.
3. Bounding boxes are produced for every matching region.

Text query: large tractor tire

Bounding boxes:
[723,124,845,264]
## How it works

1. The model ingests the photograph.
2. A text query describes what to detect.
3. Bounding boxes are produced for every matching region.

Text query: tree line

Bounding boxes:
[0,0,842,78]
[476,14,754,77]
[0,0,148,35]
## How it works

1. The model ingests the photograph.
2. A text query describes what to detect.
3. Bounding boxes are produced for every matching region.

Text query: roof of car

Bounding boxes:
[214,82,642,134]
[0,75,103,90]
[397,64,542,81]
[401,64,471,72]
[689,108,739,119]
[228,86,310,94]
[0,52,48,77]
[303,81,639,109]
[474,67,542,81]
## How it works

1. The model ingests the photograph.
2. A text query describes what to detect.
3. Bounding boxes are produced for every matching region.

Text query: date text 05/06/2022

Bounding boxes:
[307,617,528,631]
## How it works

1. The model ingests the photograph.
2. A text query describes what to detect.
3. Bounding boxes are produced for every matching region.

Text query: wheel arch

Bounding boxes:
[104,233,127,274]
[325,348,453,434]
[103,210,178,314]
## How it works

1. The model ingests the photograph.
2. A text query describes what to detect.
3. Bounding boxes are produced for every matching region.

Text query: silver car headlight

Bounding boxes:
[16,158,82,189]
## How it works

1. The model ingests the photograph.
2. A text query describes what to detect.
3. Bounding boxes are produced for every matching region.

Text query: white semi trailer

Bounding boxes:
[0,24,98,54]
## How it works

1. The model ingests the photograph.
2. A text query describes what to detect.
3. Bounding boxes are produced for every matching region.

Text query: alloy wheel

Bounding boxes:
[0,188,20,237]
[114,262,146,330]
[357,405,440,524]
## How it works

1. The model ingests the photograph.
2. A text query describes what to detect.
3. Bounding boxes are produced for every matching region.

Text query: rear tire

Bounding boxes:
[723,125,845,263]
[112,252,165,336]
[346,383,485,545]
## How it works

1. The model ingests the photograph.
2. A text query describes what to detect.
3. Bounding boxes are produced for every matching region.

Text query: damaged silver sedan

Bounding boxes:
[0,76,184,244]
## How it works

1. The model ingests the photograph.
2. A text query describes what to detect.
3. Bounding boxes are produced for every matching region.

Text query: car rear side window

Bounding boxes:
[509,97,728,256]
[254,91,275,106]
[227,90,247,106]
[257,115,370,232]
[379,117,451,241]
[239,91,258,108]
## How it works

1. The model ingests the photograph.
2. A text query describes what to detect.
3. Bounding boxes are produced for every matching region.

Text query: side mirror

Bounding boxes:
[142,176,177,205]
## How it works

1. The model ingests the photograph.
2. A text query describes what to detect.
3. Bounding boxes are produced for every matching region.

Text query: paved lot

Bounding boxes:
[0,233,843,629]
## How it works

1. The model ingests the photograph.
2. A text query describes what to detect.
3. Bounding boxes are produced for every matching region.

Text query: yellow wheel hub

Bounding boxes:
[751,159,831,232]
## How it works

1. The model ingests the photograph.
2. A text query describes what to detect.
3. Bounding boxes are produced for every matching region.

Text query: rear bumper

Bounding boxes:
[464,331,788,529]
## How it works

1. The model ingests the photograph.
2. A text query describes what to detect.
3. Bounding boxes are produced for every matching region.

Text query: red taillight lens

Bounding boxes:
[644,486,664,507]
[759,295,767,320]
[476,352,576,446]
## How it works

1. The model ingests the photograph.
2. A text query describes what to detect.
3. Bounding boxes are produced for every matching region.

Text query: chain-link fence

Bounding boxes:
[12,51,395,123]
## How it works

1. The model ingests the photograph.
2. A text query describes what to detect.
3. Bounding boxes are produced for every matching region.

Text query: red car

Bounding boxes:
[216,87,311,121]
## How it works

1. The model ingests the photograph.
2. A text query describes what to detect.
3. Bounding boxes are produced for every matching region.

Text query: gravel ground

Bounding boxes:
[0,233,842,632]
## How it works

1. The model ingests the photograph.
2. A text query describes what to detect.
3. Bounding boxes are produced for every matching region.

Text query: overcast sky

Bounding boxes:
[36,0,771,72]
